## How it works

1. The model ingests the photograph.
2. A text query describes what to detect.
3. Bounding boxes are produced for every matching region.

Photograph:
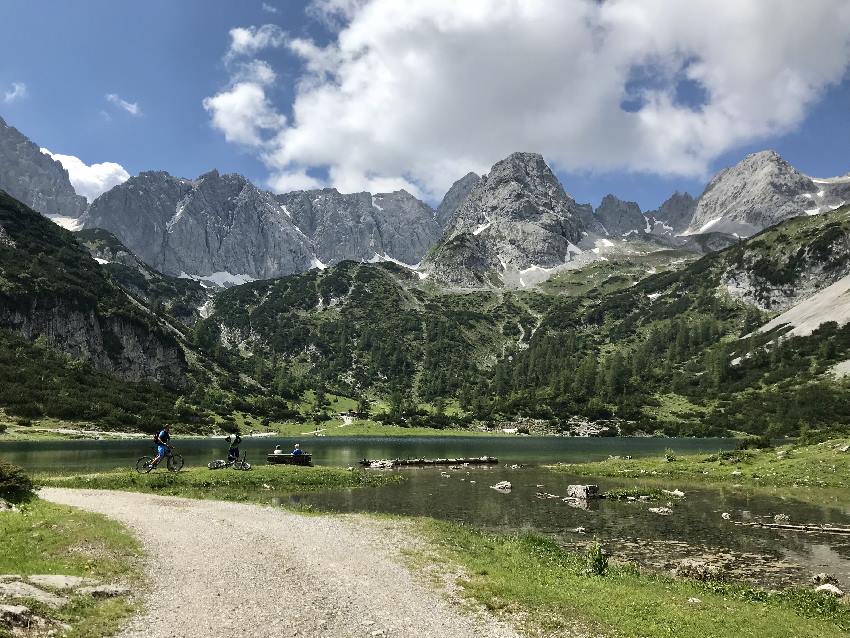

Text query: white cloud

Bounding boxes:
[3,82,28,103]
[226,24,286,59]
[231,59,277,85]
[261,3,278,14]
[202,82,286,147]
[105,93,142,116]
[207,1,850,199]
[267,169,323,192]
[41,148,130,202]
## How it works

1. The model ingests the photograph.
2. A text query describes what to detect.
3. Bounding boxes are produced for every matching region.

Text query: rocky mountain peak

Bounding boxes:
[686,149,817,236]
[646,191,697,235]
[425,152,586,287]
[436,172,480,229]
[593,194,644,236]
[0,116,86,218]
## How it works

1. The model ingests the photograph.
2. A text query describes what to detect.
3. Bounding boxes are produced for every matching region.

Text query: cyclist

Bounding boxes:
[150,424,172,469]
[226,432,243,463]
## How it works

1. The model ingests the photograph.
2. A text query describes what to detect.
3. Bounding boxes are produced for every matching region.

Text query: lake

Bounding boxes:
[4,435,849,587]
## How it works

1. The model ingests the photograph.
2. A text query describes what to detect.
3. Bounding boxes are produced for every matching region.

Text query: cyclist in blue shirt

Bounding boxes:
[150,424,172,469]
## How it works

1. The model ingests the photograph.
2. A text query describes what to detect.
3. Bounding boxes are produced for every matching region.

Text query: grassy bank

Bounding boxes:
[0,498,141,638]
[38,465,403,502]
[419,521,850,638]
[548,440,850,491]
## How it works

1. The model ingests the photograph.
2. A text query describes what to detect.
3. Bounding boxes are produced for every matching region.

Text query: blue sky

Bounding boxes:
[1,0,849,211]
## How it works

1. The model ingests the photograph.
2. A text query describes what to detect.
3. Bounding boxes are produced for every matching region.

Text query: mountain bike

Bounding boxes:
[207,451,251,471]
[135,447,184,474]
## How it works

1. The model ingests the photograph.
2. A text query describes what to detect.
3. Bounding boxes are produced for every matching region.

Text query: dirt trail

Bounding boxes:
[41,488,522,638]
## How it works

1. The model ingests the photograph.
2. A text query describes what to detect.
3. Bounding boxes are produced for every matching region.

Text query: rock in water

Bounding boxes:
[566,484,600,500]
[425,152,586,288]
[490,481,512,492]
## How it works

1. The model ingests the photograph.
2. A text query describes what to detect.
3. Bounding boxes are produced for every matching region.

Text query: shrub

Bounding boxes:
[584,541,608,576]
[0,461,36,503]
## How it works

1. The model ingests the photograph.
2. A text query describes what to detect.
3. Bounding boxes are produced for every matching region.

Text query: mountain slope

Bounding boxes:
[0,189,187,386]
[425,153,586,287]
[0,116,86,219]
[277,188,440,266]
[435,172,480,228]
[84,170,316,280]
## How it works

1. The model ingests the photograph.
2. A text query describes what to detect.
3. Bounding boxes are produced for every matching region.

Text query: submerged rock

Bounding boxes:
[490,481,512,492]
[648,507,673,516]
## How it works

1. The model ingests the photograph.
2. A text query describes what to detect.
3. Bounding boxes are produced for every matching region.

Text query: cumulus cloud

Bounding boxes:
[203,82,286,147]
[261,3,278,14]
[226,24,286,59]
[41,148,130,201]
[105,93,142,116]
[3,82,28,103]
[207,1,850,198]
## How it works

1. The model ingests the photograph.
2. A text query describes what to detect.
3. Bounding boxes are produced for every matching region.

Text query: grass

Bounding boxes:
[38,465,403,502]
[0,498,140,638]
[263,418,510,438]
[549,440,850,492]
[418,520,850,638]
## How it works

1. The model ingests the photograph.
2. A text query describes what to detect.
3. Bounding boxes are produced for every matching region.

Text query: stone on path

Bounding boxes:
[0,581,69,608]
[28,575,98,591]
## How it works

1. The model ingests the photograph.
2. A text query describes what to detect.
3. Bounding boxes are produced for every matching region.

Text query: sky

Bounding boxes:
[1,0,849,210]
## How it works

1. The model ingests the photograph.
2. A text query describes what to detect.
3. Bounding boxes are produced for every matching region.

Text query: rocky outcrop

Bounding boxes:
[278,188,440,266]
[646,191,696,235]
[593,194,645,236]
[435,172,480,228]
[425,153,586,287]
[85,170,316,280]
[85,170,441,279]
[686,151,817,236]
[0,116,86,217]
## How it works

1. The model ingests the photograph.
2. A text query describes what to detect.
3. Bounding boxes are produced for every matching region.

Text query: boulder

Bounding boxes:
[78,584,130,598]
[0,498,18,512]
[815,583,844,597]
[566,484,600,500]
[648,507,673,515]
[28,575,98,591]
[490,481,512,492]
[0,603,31,627]
[672,559,722,582]
[812,573,839,586]
[774,513,790,524]
[0,581,69,608]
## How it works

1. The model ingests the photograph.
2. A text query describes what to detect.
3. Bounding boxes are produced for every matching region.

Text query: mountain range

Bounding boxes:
[2,115,850,438]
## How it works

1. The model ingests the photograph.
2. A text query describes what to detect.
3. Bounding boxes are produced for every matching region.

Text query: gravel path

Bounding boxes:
[41,488,523,638]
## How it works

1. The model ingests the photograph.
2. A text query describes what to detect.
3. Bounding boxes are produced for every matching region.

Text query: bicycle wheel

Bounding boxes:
[207,459,227,470]
[135,456,154,474]
[234,460,252,471]
[167,454,184,472]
